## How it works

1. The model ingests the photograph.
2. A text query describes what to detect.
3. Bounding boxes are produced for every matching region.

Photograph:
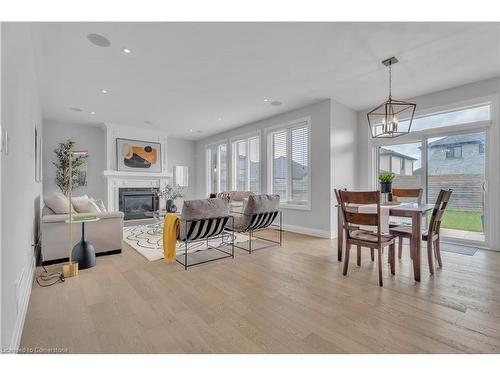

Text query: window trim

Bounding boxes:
[230,131,261,193]
[266,117,311,211]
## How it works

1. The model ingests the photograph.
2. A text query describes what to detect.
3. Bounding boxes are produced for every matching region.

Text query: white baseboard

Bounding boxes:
[9,256,35,352]
[282,224,333,239]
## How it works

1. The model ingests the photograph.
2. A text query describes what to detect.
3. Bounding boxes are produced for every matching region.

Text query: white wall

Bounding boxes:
[166,137,197,204]
[42,120,107,202]
[356,77,500,250]
[1,23,43,350]
[330,100,359,238]
[196,99,346,238]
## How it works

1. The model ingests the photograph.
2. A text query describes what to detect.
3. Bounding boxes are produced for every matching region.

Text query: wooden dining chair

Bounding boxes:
[335,189,397,287]
[389,189,452,275]
[392,188,423,204]
[389,188,424,254]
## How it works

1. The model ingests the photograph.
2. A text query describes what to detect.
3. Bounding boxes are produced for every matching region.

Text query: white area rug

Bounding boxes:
[123,225,248,261]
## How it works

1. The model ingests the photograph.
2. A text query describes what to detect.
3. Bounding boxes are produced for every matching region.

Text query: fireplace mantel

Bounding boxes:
[103,170,173,179]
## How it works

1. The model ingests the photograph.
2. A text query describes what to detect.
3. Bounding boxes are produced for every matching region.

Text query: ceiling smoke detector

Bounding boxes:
[87,33,111,47]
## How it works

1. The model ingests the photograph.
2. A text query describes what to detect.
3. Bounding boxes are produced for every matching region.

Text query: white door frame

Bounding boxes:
[370,99,498,250]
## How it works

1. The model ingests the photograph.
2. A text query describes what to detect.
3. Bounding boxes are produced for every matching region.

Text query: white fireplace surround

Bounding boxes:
[101,122,172,212]
[103,170,172,212]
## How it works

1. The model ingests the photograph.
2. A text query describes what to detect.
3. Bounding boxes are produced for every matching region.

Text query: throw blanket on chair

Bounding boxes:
[162,214,179,263]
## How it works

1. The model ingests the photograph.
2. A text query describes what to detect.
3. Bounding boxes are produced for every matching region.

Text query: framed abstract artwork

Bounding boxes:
[116,138,162,173]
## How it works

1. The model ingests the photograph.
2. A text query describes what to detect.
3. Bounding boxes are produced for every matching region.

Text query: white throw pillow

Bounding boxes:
[92,199,107,212]
[44,192,72,214]
[71,197,101,213]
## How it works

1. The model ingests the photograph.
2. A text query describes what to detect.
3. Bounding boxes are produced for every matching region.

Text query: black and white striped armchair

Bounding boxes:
[177,198,234,269]
[228,194,282,253]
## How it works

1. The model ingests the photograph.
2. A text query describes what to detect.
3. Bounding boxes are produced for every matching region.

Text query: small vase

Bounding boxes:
[166,199,177,213]
[379,181,392,194]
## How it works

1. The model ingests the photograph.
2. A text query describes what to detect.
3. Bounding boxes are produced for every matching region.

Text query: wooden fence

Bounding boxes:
[393,174,484,211]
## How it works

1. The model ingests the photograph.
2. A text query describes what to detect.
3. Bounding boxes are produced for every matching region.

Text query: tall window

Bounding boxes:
[232,136,260,193]
[268,119,310,209]
[206,143,227,195]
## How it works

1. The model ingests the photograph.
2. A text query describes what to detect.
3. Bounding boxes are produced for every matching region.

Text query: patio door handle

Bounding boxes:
[482,180,488,192]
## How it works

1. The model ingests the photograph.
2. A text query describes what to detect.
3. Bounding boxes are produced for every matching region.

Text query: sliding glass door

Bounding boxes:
[376,129,489,245]
[427,131,486,242]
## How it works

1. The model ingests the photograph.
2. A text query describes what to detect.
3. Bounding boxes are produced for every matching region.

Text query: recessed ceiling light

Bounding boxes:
[263,98,270,102]
[144,121,153,125]
[218,117,222,121]
[69,107,83,112]
[271,101,282,106]
[122,47,131,54]
[101,89,108,94]
[189,129,194,132]
[87,33,111,47]
[90,111,96,115]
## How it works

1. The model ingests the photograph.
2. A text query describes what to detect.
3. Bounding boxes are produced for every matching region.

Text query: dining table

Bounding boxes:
[337,202,435,282]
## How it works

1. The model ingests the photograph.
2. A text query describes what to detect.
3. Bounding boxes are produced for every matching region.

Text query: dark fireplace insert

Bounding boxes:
[118,188,159,220]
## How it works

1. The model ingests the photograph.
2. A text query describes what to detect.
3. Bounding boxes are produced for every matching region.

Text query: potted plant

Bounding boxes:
[153,184,184,213]
[53,140,88,196]
[379,172,395,194]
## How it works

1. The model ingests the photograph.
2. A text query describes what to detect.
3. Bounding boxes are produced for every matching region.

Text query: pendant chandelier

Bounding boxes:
[367,57,416,138]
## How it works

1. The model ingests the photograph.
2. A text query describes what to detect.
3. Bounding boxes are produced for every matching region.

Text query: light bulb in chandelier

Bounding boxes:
[387,115,398,133]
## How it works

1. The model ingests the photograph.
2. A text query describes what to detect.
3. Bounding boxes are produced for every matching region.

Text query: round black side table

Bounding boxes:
[66,217,100,270]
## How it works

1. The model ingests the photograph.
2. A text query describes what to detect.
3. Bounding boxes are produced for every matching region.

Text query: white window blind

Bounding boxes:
[269,120,310,208]
[291,126,309,203]
[249,137,260,193]
[272,131,288,199]
[206,143,227,195]
[218,144,227,192]
[232,136,260,193]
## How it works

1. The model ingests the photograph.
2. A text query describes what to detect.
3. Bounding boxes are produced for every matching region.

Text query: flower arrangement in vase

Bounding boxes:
[153,184,184,213]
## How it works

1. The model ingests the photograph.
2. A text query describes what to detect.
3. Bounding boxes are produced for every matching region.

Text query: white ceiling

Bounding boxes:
[33,22,500,139]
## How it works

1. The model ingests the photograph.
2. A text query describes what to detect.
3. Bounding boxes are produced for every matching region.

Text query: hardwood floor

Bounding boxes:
[21,230,500,353]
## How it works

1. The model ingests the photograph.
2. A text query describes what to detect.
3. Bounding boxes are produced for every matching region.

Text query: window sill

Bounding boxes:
[279,203,311,211]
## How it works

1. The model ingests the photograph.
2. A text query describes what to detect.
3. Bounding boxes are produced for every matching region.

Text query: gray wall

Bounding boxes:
[166,137,197,206]
[195,100,334,237]
[42,120,106,203]
[1,23,43,350]
[330,100,359,237]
